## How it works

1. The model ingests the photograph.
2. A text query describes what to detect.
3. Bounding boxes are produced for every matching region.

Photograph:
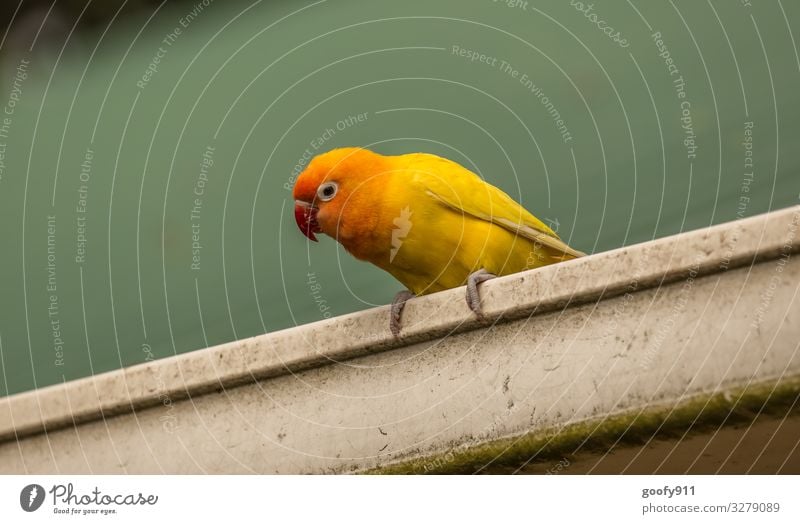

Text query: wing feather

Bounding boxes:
[410,154,585,258]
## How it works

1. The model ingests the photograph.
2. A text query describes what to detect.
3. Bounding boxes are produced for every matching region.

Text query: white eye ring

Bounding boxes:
[317,181,338,202]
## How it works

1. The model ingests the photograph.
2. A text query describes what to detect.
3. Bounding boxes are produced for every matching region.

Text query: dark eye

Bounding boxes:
[317,181,338,201]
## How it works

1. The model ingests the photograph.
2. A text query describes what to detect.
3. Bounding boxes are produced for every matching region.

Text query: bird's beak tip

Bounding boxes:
[294,200,320,242]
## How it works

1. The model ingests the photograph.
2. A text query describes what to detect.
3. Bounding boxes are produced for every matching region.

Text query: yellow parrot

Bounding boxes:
[293,147,584,335]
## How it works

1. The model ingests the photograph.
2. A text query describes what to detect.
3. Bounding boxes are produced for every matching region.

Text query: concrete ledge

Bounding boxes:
[373,375,800,474]
[0,206,798,473]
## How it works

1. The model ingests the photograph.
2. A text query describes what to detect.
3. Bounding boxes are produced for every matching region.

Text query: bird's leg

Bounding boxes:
[466,268,496,318]
[390,290,415,337]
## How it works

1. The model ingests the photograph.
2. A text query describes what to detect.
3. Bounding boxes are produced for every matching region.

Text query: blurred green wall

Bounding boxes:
[1,0,799,395]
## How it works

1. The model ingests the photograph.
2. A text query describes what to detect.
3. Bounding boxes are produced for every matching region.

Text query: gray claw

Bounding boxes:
[390,290,415,337]
[466,268,496,318]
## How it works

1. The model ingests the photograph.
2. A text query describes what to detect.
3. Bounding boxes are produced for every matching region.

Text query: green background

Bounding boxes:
[1,0,798,395]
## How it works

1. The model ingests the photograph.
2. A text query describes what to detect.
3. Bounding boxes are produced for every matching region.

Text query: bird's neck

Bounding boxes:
[336,172,402,266]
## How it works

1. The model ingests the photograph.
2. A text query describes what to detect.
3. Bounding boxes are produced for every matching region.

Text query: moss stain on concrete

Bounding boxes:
[367,376,800,474]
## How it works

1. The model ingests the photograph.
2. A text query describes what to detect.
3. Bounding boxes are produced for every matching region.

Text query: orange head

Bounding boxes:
[292,147,388,246]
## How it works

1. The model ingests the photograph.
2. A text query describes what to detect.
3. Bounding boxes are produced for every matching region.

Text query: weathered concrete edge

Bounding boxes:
[367,373,800,474]
[1,206,798,442]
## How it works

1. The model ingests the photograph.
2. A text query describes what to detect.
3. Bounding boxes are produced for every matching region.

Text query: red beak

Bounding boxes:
[294,201,320,242]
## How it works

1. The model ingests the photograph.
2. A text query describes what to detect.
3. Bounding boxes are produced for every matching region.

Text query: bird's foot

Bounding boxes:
[466,268,496,318]
[390,290,415,337]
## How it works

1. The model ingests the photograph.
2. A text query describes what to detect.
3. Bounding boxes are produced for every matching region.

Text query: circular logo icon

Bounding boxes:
[20,484,45,512]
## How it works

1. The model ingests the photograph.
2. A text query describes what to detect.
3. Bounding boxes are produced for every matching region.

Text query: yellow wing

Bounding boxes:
[407,153,585,259]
